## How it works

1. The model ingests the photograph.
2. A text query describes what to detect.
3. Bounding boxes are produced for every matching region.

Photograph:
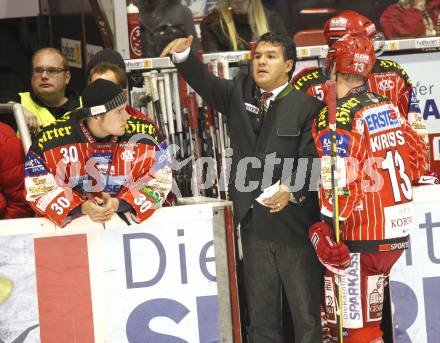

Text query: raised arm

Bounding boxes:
[161,36,235,116]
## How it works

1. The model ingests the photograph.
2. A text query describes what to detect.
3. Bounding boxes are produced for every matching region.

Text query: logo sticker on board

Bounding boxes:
[433,136,440,161]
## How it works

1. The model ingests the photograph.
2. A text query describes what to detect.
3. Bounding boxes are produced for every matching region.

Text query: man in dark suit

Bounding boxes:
[162,32,323,342]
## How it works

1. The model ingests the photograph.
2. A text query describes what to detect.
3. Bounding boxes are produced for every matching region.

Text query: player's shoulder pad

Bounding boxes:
[121,116,161,145]
[372,58,412,85]
[359,91,389,104]
[126,106,164,133]
[315,105,329,132]
[315,95,365,132]
[34,116,77,151]
[290,67,327,91]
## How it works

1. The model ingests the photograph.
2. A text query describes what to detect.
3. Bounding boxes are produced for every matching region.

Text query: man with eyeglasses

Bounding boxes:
[10,48,81,132]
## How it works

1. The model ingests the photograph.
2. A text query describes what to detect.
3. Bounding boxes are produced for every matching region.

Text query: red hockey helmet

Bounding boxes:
[324,10,377,47]
[327,35,376,78]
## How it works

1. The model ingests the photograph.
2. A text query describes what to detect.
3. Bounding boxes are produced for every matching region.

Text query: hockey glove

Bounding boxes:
[309,221,351,271]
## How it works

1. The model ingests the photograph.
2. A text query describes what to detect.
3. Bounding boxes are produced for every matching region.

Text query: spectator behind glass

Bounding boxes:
[0,121,33,219]
[200,0,288,52]
[6,48,81,133]
[133,0,201,57]
[380,0,440,38]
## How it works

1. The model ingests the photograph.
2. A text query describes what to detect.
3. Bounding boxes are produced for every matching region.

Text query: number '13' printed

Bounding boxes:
[382,150,412,202]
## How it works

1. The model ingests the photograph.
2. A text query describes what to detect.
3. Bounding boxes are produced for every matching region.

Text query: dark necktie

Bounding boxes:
[255,91,273,133]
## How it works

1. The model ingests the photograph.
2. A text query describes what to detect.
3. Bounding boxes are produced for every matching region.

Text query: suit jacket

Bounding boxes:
[176,53,324,245]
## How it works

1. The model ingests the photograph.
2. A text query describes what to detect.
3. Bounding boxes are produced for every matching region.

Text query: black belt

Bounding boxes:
[345,235,410,253]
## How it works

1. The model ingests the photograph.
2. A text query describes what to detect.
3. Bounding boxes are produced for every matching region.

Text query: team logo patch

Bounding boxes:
[25,153,46,176]
[320,132,350,157]
[92,152,112,164]
[354,202,363,211]
[354,53,370,64]
[324,276,337,324]
[363,105,400,134]
[245,102,259,115]
[340,253,363,329]
[383,202,414,239]
[367,274,385,322]
[90,105,107,116]
[355,118,365,133]
[311,233,319,248]
[330,17,347,31]
[138,185,163,204]
[433,136,440,161]
[365,93,380,103]
[378,79,395,91]
[103,175,127,194]
[91,152,113,175]
[121,150,136,162]
[365,24,376,36]
[36,188,64,211]
[320,155,347,190]
[25,174,57,200]
[96,164,115,175]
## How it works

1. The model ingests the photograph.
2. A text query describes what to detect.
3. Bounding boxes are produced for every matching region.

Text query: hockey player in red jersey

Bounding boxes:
[310,36,427,343]
[24,79,172,227]
[291,10,413,120]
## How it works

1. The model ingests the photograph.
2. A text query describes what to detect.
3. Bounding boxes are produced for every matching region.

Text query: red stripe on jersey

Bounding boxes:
[313,96,425,243]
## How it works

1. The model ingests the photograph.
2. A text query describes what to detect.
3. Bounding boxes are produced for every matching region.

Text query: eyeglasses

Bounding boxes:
[32,67,68,76]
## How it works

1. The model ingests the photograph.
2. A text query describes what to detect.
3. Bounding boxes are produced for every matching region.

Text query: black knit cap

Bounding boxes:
[86,48,127,74]
[82,79,127,116]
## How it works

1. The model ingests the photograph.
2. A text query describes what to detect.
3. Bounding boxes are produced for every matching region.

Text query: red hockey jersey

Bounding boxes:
[312,92,427,251]
[24,114,172,227]
[291,58,413,119]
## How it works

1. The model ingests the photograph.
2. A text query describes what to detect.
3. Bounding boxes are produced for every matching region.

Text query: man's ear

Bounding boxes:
[65,70,71,85]
[285,59,294,74]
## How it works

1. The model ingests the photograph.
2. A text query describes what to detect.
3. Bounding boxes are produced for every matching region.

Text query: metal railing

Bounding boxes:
[0,103,32,153]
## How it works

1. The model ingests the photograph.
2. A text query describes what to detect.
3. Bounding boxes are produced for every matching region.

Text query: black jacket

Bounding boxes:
[176,53,324,245]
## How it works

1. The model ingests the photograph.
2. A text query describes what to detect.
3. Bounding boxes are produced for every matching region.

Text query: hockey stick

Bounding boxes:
[206,105,220,198]
[188,92,205,196]
[217,60,230,199]
[162,69,176,155]
[172,70,184,159]
[141,72,155,121]
[157,75,170,139]
[326,79,344,343]
[207,61,223,188]
[149,71,167,136]
[178,74,191,159]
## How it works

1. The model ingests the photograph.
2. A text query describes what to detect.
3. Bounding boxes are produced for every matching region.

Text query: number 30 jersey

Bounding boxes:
[24,114,172,227]
[312,92,427,252]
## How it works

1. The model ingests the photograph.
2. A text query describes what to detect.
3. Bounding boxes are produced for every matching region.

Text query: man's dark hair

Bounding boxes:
[255,32,297,77]
[88,62,127,88]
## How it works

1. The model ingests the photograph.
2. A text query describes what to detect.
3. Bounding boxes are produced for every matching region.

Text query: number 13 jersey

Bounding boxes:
[312,91,427,252]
